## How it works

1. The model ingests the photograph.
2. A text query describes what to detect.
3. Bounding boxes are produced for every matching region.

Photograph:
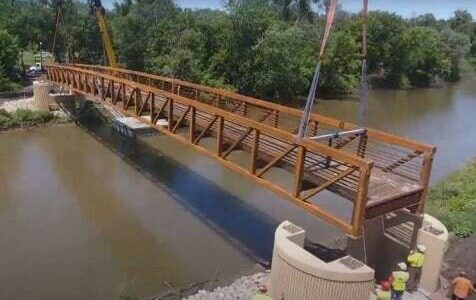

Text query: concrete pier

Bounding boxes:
[33,80,50,111]
[269,221,375,300]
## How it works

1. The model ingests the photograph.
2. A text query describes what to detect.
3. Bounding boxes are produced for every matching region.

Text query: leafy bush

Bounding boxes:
[0,109,56,129]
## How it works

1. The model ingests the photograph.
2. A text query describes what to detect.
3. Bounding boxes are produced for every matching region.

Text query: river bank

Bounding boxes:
[425,159,476,298]
[0,97,70,131]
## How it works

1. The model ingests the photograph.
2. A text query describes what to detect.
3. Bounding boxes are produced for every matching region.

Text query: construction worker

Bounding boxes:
[391,262,409,300]
[375,281,391,300]
[407,244,426,292]
[251,285,274,300]
[450,272,475,300]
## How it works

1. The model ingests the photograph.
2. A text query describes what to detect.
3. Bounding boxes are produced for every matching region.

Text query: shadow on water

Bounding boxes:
[75,109,277,264]
[69,102,347,267]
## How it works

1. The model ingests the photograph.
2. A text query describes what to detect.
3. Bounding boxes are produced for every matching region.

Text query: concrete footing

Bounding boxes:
[417,214,449,293]
[269,215,447,299]
[269,221,375,300]
[33,80,50,111]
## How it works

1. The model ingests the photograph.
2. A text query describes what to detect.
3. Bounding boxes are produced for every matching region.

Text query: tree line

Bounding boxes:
[1,0,476,103]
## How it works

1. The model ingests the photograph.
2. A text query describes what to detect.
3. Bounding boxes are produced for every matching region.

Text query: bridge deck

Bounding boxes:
[46,64,436,236]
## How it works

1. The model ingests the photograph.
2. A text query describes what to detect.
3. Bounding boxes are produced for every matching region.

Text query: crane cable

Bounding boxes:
[360,0,369,266]
[51,6,63,57]
[359,0,369,126]
[297,0,338,141]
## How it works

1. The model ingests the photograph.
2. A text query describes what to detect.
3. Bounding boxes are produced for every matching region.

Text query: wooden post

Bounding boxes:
[273,110,279,128]
[217,116,224,156]
[149,93,155,123]
[292,146,306,198]
[190,106,196,142]
[121,83,126,108]
[168,99,174,131]
[351,164,372,236]
[100,77,105,97]
[135,89,141,115]
[250,129,260,174]
[417,152,434,213]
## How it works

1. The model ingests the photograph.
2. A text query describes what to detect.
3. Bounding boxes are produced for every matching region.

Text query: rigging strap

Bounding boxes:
[359,0,369,126]
[296,0,338,141]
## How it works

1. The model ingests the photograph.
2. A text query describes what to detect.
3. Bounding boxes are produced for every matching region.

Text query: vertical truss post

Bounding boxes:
[416,152,434,214]
[292,146,306,198]
[168,99,174,131]
[250,129,260,174]
[121,83,126,106]
[189,106,196,142]
[351,164,372,235]
[149,93,155,122]
[135,89,141,115]
[217,116,224,156]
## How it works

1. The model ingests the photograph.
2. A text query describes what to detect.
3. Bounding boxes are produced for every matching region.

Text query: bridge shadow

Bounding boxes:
[74,108,277,264]
[70,102,346,266]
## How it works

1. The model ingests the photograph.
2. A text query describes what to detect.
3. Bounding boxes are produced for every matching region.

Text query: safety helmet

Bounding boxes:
[417,244,426,253]
[398,262,407,271]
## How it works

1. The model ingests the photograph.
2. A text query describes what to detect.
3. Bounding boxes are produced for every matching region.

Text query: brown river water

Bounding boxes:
[0,76,475,300]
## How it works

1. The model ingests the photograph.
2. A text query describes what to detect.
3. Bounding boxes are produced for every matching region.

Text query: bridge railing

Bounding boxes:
[72,64,436,213]
[47,63,383,236]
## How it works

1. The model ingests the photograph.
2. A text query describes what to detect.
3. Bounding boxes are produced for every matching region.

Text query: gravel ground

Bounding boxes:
[0,97,69,119]
[0,97,37,112]
[182,272,269,300]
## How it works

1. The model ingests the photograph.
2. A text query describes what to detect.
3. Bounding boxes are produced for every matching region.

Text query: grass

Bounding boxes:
[426,159,476,237]
[0,108,59,130]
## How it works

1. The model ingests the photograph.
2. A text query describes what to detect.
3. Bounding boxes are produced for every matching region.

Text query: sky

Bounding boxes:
[101,0,476,20]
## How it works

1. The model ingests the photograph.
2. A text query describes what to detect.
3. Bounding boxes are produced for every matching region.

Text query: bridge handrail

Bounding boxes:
[50,63,372,170]
[71,63,436,154]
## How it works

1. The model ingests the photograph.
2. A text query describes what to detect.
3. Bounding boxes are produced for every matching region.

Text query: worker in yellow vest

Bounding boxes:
[376,281,391,300]
[407,244,426,292]
[391,262,409,300]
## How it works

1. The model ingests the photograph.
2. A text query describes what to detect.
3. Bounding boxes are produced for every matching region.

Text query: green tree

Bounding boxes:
[0,30,19,91]
[439,29,471,81]
[111,0,178,70]
[250,24,315,102]
[401,27,448,87]
[211,0,277,94]
[366,11,406,87]
[449,10,473,37]
[271,0,320,22]
[320,29,361,97]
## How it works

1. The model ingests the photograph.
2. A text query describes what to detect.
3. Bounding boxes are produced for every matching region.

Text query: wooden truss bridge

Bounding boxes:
[46,64,436,237]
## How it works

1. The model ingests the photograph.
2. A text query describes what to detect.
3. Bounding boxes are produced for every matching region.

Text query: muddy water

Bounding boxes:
[1,76,475,299]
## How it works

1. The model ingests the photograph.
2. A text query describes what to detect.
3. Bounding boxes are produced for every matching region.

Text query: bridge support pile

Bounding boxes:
[269,221,374,300]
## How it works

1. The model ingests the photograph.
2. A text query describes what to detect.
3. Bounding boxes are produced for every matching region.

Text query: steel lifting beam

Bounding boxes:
[310,128,367,141]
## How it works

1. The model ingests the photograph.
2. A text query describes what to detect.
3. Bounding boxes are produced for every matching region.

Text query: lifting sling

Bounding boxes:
[296,0,338,141]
